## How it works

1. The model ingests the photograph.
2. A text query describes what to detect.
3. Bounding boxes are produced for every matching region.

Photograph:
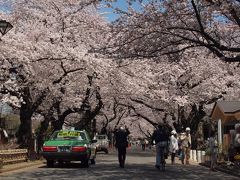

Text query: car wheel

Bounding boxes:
[90,158,96,165]
[81,159,89,168]
[47,160,54,167]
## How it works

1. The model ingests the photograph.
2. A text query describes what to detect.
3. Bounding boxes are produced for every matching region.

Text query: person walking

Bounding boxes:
[182,127,191,165]
[151,124,170,170]
[209,131,218,171]
[113,126,130,168]
[141,139,146,151]
[178,133,184,164]
[169,130,178,165]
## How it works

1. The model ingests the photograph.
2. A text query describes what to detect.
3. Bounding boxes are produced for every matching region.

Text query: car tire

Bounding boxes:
[90,158,96,165]
[58,160,64,165]
[47,160,54,167]
[81,159,89,168]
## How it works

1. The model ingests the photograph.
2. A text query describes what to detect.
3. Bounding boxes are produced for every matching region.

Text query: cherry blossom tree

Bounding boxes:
[95,45,240,141]
[0,0,109,147]
[102,0,240,62]
[91,0,240,141]
[1,0,240,148]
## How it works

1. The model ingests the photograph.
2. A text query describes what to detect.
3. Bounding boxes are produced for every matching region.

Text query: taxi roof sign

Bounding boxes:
[57,131,80,137]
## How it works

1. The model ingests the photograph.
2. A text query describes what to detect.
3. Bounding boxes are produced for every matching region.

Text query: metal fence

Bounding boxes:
[0,149,28,168]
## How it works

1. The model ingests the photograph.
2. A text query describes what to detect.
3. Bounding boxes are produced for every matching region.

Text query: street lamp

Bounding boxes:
[0,20,13,36]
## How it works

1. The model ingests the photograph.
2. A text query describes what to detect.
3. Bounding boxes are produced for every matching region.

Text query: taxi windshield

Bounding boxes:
[50,131,86,141]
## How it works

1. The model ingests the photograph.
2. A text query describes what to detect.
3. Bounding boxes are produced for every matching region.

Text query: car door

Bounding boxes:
[83,131,96,159]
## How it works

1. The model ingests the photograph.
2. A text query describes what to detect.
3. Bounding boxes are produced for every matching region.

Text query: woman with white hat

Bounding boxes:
[169,130,179,164]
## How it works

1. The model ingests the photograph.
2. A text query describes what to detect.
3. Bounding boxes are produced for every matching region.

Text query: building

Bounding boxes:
[211,101,240,154]
[0,102,20,144]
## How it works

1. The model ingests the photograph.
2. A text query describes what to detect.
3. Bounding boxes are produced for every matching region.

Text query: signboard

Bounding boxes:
[57,131,80,137]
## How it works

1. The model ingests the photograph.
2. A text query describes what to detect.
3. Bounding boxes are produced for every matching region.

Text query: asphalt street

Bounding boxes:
[0,147,238,180]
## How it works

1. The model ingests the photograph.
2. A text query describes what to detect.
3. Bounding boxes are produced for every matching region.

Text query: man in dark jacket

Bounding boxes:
[151,124,170,169]
[114,126,130,168]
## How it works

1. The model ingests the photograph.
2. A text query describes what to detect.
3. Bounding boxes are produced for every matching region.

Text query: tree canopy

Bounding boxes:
[0,0,240,149]
[102,0,240,62]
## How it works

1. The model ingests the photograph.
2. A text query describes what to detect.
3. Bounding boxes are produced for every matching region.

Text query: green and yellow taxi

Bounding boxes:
[42,129,97,168]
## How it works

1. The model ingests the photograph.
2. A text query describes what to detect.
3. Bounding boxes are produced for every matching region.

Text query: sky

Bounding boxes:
[98,0,145,22]
[0,1,11,13]
[98,0,128,22]
[0,102,12,114]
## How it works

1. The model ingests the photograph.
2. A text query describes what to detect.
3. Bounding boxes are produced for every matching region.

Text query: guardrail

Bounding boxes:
[0,149,28,168]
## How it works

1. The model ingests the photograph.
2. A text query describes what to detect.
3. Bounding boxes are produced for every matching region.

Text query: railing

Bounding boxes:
[0,149,28,168]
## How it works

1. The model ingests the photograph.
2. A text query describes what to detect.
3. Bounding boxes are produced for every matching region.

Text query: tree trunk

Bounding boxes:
[17,104,33,148]
[16,87,33,149]
[16,87,48,149]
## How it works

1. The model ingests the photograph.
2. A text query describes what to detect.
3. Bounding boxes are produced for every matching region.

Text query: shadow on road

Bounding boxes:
[30,161,239,180]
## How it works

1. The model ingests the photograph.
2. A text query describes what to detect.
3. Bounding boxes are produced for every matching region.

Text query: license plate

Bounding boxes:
[58,146,70,152]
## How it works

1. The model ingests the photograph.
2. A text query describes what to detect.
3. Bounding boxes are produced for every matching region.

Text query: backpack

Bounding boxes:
[155,129,169,143]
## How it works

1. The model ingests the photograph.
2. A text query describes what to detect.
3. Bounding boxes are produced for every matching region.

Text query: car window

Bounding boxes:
[80,132,86,140]
[50,131,86,140]
[96,135,107,140]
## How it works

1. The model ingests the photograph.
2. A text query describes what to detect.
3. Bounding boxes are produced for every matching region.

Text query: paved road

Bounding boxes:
[0,147,238,180]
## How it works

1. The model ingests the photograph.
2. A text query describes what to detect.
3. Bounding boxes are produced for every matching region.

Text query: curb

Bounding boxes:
[0,160,44,174]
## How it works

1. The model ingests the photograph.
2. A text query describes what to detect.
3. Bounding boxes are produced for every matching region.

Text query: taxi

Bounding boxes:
[42,129,97,168]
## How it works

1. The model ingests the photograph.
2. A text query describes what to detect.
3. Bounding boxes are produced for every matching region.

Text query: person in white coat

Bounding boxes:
[169,130,179,164]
